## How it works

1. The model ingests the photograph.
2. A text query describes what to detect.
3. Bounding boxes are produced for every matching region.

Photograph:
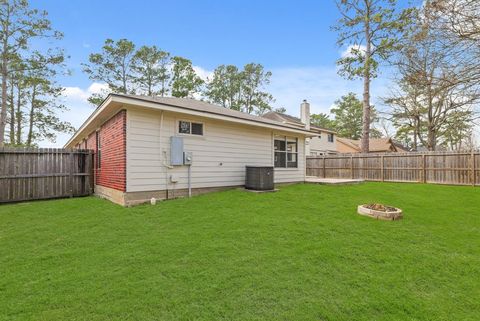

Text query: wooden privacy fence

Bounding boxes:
[307,151,480,186]
[0,147,94,203]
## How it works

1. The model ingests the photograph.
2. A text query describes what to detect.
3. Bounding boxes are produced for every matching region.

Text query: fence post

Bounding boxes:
[471,150,475,186]
[323,156,326,178]
[69,151,74,197]
[350,155,354,179]
[381,155,385,182]
[422,154,427,183]
[89,151,94,194]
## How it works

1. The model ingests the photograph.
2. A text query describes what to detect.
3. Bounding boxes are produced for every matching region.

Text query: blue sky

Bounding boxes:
[31,0,393,147]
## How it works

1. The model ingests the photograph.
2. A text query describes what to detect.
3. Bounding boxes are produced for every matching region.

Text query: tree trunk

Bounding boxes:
[148,75,153,96]
[160,80,165,97]
[427,126,435,151]
[15,82,22,145]
[361,6,372,153]
[413,123,418,151]
[0,56,8,146]
[148,72,153,96]
[0,15,9,147]
[9,81,15,145]
[26,86,36,146]
[121,59,127,94]
[361,74,371,152]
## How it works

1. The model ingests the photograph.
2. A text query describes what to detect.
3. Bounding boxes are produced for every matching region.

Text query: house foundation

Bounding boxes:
[95,184,240,206]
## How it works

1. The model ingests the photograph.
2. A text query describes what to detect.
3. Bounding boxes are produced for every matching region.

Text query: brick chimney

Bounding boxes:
[300,99,310,130]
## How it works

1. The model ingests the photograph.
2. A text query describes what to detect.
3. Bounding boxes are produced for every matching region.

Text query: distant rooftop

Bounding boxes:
[261,111,336,134]
[336,137,409,152]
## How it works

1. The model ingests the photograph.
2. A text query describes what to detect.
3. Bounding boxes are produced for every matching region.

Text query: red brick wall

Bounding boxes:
[85,131,97,167]
[84,110,127,192]
[85,132,96,151]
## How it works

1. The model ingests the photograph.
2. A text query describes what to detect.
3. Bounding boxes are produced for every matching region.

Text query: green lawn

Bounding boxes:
[1,183,479,321]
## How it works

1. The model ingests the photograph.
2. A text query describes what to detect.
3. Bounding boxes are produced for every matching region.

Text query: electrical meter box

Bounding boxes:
[184,152,193,165]
[170,136,184,165]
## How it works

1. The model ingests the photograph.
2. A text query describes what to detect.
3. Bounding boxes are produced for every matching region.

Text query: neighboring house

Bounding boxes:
[65,94,316,206]
[392,141,410,152]
[262,100,337,156]
[336,137,408,153]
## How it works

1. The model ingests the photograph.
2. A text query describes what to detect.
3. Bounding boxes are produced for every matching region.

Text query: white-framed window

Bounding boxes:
[328,133,334,143]
[178,120,204,136]
[274,135,298,168]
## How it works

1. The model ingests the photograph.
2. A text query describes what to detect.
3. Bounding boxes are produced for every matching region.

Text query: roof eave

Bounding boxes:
[64,95,114,148]
[65,94,317,147]
[111,95,317,135]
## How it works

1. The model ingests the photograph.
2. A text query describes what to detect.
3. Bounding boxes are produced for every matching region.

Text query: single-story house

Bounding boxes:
[65,94,316,206]
[262,100,337,156]
[336,137,409,153]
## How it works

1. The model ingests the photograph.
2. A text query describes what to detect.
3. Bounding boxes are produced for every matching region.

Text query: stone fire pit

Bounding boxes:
[357,204,403,221]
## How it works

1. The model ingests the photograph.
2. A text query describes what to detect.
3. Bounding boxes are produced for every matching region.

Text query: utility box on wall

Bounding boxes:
[184,151,193,165]
[170,136,184,165]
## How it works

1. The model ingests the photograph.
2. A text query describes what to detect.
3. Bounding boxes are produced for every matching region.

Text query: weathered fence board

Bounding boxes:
[307,151,479,186]
[0,147,94,203]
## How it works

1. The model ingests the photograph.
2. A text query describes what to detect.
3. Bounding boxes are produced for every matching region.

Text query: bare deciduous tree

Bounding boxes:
[386,6,479,151]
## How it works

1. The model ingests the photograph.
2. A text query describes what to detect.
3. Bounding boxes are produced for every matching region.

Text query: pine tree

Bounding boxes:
[170,56,204,98]
[334,0,413,152]
[0,0,63,146]
[131,46,170,97]
[82,38,136,105]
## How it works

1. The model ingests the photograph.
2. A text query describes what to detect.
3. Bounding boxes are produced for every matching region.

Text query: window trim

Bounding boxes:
[327,133,334,143]
[177,119,205,136]
[274,135,298,169]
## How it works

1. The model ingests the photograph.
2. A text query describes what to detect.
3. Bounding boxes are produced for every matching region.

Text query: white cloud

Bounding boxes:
[193,65,214,82]
[82,42,91,48]
[340,44,367,58]
[267,66,391,118]
[38,82,108,148]
[63,82,109,101]
[63,86,89,101]
[192,66,214,100]
[189,64,390,117]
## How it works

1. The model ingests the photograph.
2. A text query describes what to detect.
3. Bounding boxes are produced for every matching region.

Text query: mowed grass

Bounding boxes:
[0,183,479,321]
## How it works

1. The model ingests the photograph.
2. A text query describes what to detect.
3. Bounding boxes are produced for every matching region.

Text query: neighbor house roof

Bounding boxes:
[65,94,318,148]
[261,111,336,134]
[336,137,402,152]
[392,141,409,152]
